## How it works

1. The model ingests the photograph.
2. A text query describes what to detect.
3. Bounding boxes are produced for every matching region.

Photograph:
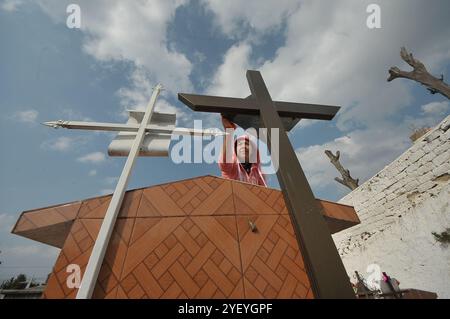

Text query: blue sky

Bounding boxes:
[0,0,449,282]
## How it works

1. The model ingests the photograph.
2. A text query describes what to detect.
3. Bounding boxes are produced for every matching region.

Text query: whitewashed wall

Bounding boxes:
[333,115,450,298]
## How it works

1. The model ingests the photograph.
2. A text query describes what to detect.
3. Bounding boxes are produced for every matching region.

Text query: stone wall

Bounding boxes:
[333,115,450,298]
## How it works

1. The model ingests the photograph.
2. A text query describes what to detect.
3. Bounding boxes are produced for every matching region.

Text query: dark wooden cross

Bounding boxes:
[178,70,355,298]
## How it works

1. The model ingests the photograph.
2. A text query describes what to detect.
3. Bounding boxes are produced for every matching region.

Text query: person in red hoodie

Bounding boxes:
[218,115,267,187]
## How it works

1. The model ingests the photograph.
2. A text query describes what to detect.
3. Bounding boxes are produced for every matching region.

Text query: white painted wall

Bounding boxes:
[333,115,450,298]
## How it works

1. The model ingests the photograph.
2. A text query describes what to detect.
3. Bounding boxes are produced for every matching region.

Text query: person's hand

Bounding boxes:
[221,115,236,129]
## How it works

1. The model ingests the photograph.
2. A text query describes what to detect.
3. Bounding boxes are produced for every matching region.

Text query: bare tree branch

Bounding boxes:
[325,150,359,191]
[388,47,450,99]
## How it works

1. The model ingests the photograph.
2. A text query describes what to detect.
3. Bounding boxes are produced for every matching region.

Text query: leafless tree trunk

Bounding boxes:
[388,47,450,100]
[325,150,359,191]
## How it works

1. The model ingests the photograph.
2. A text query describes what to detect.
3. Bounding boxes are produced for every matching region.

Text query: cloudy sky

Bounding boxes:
[0,0,449,282]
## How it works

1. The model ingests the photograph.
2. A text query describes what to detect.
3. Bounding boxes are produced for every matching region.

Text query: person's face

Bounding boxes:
[236,139,252,162]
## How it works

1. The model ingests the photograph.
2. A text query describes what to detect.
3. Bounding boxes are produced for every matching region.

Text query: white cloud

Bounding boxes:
[201,0,299,38]
[193,51,206,63]
[59,108,92,122]
[47,137,72,151]
[1,0,23,12]
[12,110,38,123]
[41,136,87,152]
[296,123,411,191]
[206,0,450,130]
[32,0,450,199]
[0,241,59,282]
[402,102,450,133]
[155,99,188,121]
[37,0,193,102]
[104,176,118,185]
[0,213,15,232]
[205,0,450,197]
[421,101,450,117]
[117,68,188,122]
[88,169,97,176]
[77,151,106,164]
[207,42,253,97]
[4,244,57,258]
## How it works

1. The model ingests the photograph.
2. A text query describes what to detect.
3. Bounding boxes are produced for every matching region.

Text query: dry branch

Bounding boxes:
[388,47,450,99]
[325,150,359,191]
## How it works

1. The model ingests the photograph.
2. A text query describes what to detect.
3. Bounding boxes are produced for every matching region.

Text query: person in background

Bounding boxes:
[380,271,401,298]
[218,115,267,187]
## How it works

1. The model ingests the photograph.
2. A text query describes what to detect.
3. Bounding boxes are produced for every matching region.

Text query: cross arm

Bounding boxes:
[178,93,340,120]
[42,120,225,136]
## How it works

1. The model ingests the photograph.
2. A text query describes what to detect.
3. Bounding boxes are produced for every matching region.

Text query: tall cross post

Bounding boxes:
[178,70,355,298]
[75,84,162,298]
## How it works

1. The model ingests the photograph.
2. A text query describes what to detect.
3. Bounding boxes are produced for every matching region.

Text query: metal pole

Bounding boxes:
[76,84,163,299]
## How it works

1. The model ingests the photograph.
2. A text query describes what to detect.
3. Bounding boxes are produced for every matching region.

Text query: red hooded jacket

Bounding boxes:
[218,135,267,187]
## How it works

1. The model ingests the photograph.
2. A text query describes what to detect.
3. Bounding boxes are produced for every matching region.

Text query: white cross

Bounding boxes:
[43,84,223,299]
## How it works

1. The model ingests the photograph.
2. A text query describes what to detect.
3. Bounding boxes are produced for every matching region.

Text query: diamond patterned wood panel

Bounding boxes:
[43,218,135,299]
[237,214,313,299]
[43,219,101,299]
[137,176,234,217]
[24,175,360,299]
[232,182,288,215]
[232,180,359,231]
[13,201,81,233]
[78,189,142,219]
[116,216,244,298]
[12,202,82,248]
